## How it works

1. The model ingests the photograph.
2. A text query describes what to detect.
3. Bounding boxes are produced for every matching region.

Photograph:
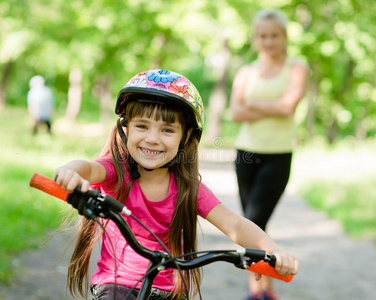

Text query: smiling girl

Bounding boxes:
[55,69,299,300]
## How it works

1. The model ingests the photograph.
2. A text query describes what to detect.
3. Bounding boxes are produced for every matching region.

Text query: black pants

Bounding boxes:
[33,120,52,134]
[235,150,292,231]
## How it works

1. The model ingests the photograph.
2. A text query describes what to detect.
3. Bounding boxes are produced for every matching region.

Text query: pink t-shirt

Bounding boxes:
[90,157,221,290]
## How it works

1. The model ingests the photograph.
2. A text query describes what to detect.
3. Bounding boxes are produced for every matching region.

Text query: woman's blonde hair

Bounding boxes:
[252,8,289,36]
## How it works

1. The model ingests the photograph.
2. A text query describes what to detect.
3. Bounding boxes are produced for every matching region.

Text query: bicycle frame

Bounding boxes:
[29,173,293,300]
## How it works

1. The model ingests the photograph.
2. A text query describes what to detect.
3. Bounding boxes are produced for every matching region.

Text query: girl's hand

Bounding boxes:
[272,251,299,277]
[54,166,91,193]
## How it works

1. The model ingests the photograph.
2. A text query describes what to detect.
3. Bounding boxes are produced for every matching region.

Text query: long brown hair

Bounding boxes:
[66,100,202,300]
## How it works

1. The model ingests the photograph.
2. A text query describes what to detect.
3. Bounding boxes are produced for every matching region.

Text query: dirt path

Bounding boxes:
[197,161,376,300]
[1,160,375,300]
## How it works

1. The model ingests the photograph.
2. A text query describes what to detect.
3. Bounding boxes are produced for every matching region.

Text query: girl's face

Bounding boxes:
[127,114,183,170]
[254,19,286,57]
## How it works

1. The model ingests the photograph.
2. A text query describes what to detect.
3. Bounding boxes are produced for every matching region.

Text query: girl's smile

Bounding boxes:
[127,116,183,170]
[140,147,162,157]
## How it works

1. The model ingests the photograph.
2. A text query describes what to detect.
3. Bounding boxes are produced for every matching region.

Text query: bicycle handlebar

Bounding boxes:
[30,173,69,201]
[29,173,293,283]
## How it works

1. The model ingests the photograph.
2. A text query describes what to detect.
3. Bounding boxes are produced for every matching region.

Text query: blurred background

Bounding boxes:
[1,0,375,286]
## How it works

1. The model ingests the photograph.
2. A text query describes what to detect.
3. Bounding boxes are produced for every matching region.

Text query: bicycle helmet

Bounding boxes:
[115,69,204,133]
[115,69,204,179]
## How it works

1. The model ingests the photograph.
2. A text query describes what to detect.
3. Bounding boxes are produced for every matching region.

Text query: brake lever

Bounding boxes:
[67,187,132,220]
[235,256,253,269]
[235,248,277,269]
[67,188,105,219]
[264,253,276,267]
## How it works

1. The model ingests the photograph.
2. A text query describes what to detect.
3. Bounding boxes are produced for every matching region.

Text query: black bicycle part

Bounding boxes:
[62,186,278,300]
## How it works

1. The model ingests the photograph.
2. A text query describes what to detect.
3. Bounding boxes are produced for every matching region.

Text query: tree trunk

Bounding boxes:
[97,75,112,128]
[306,80,317,141]
[204,38,231,146]
[66,68,82,121]
[326,59,356,144]
[327,120,337,144]
[0,61,14,111]
[326,59,355,143]
[355,100,369,140]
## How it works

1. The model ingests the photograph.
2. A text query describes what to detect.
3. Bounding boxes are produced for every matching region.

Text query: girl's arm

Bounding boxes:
[206,203,299,276]
[230,65,265,123]
[54,159,107,193]
[246,61,309,117]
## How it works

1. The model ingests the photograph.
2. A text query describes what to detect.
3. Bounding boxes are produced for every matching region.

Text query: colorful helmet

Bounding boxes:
[115,69,204,131]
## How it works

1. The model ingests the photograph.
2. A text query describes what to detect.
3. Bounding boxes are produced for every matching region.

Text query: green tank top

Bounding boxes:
[234,57,295,153]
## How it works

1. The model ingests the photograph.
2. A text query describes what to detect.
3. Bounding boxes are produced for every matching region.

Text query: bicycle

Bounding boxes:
[30,173,293,300]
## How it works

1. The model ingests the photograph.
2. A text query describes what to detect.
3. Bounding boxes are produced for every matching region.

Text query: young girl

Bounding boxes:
[230,9,308,300]
[55,69,299,300]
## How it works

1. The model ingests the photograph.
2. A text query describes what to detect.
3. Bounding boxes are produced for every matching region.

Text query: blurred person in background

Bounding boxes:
[27,75,54,134]
[230,9,309,300]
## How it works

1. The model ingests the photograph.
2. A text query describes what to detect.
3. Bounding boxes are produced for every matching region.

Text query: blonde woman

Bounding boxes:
[230,9,309,300]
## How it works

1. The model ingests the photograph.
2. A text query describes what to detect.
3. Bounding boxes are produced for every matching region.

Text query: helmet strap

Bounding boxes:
[116,118,141,179]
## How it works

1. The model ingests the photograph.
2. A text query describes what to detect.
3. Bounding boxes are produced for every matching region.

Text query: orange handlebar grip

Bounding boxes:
[30,173,69,201]
[246,261,293,282]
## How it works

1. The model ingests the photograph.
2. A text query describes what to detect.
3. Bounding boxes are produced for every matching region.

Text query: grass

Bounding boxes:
[300,179,376,241]
[1,106,376,282]
[294,140,376,243]
[0,160,68,280]
[0,107,107,281]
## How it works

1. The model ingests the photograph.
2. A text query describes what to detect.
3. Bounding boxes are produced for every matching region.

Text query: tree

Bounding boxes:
[1,0,376,143]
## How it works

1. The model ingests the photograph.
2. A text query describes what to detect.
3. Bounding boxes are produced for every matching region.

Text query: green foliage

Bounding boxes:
[1,1,376,140]
[2,0,376,276]
[0,107,105,281]
[296,140,376,243]
[0,159,69,281]
[300,178,376,242]
[286,0,376,141]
